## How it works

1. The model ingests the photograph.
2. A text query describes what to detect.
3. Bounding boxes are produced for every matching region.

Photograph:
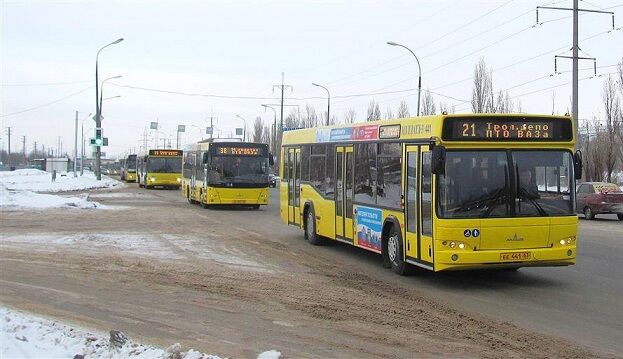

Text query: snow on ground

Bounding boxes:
[0,233,272,272]
[0,169,120,210]
[1,307,281,359]
[0,169,121,193]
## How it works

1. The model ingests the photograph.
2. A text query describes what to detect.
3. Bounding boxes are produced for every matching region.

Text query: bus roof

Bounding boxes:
[281,113,573,145]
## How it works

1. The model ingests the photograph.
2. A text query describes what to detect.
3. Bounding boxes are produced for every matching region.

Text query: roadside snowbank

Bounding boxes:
[1,307,281,359]
[0,169,120,192]
[0,186,105,209]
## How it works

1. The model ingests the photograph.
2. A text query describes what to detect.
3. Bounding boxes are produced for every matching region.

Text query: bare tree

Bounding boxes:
[344,109,356,124]
[471,58,494,113]
[438,101,455,114]
[366,100,381,121]
[495,90,514,113]
[421,89,436,115]
[252,117,264,143]
[261,125,271,145]
[284,108,300,129]
[601,76,621,182]
[384,106,394,119]
[301,104,318,128]
[397,100,410,118]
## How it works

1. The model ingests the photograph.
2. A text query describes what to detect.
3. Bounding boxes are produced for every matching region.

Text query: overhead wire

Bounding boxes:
[0,86,93,118]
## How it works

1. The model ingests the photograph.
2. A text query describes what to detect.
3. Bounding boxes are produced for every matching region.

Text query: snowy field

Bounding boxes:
[1,307,281,359]
[0,169,121,210]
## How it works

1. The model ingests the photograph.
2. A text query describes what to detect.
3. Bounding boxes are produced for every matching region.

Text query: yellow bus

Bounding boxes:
[137,149,183,189]
[182,140,273,209]
[280,114,582,273]
[120,154,137,182]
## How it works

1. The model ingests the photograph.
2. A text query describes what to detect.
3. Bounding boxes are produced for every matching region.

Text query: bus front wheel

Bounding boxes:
[385,225,410,276]
[304,207,324,245]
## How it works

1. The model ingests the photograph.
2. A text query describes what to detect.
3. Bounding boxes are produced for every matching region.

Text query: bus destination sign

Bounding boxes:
[217,146,261,156]
[442,117,572,141]
[149,149,183,156]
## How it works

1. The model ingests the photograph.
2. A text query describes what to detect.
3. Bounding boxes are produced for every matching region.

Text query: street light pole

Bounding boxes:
[236,115,247,142]
[312,83,330,126]
[387,41,421,117]
[95,37,123,180]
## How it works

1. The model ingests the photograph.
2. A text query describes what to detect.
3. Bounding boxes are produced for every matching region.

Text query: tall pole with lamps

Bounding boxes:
[311,83,330,126]
[95,38,123,180]
[387,41,421,117]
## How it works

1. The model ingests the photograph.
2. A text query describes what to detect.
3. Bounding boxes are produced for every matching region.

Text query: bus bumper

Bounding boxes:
[205,187,269,205]
[434,245,576,271]
[126,173,136,182]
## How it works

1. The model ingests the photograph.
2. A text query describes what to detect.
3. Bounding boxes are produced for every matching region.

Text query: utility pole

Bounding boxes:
[22,135,26,164]
[536,1,615,141]
[74,110,78,177]
[273,72,293,134]
[33,142,37,158]
[6,127,12,168]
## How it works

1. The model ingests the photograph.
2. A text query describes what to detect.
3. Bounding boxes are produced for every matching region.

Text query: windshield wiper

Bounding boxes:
[481,190,509,218]
[458,187,505,213]
[519,188,548,216]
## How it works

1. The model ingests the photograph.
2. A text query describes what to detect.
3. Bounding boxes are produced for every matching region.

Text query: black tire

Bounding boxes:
[251,204,260,210]
[385,225,410,276]
[187,188,196,204]
[584,207,595,220]
[304,207,325,245]
[617,213,623,221]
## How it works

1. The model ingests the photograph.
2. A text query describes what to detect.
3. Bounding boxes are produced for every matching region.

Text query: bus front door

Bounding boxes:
[335,146,354,241]
[287,148,302,226]
[404,145,434,269]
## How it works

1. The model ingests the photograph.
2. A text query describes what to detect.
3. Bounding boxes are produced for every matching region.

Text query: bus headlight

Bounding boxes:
[150,177,156,182]
[559,236,576,246]
[177,178,181,182]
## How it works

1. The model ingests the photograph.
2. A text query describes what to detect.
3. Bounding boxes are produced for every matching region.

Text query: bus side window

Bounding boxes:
[407,150,418,233]
[421,152,432,237]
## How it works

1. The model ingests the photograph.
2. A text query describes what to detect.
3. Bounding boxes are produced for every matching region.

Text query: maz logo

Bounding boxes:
[507,234,524,242]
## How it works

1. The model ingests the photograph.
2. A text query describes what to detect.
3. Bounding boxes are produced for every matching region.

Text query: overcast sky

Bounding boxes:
[1,0,621,158]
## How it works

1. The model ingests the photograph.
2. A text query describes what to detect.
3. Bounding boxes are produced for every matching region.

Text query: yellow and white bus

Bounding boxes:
[280,114,582,273]
[137,149,183,189]
[182,140,273,209]
[120,154,137,182]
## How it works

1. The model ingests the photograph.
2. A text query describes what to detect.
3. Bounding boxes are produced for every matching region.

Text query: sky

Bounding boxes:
[1,0,622,159]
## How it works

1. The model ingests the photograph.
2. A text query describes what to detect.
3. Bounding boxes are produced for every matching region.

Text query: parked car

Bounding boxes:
[269,173,279,188]
[576,182,623,220]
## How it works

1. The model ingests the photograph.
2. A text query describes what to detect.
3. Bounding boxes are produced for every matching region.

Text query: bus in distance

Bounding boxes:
[182,140,273,209]
[137,149,183,189]
[280,113,582,273]
[120,154,137,182]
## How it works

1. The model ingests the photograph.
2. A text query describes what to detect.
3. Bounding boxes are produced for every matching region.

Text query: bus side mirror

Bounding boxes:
[431,145,446,175]
[574,150,582,180]
[202,152,209,164]
[269,154,275,166]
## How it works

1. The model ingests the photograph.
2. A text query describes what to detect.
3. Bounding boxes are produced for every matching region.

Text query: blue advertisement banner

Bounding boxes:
[356,206,383,252]
[330,127,353,141]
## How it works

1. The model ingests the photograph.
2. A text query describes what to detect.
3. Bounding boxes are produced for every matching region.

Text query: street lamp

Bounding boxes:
[261,104,277,154]
[387,41,422,117]
[99,75,122,112]
[311,83,330,126]
[235,115,247,142]
[77,112,91,176]
[95,37,123,180]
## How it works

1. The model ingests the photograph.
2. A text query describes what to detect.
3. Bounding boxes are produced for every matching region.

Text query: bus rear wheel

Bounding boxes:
[304,207,324,245]
[385,225,410,276]
[584,207,595,220]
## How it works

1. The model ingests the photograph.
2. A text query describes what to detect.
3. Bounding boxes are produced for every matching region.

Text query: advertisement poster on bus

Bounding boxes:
[356,205,382,252]
[352,125,379,140]
[330,127,353,141]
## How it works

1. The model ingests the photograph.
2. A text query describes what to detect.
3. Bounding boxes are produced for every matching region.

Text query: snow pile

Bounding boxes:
[0,187,105,209]
[1,307,282,359]
[0,169,121,192]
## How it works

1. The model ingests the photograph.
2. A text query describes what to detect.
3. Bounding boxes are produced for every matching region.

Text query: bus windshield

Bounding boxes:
[147,157,182,173]
[437,150,574,218]
[209,156,269,185]
[126,156,137,171]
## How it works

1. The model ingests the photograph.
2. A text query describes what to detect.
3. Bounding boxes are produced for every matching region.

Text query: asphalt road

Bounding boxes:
[1,184,621,357]
[150,186,623,355]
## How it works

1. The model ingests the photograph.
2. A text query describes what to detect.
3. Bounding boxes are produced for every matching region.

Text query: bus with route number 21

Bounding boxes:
[280,113,582,273]
[182,140,273,209]
[137,149,183,189]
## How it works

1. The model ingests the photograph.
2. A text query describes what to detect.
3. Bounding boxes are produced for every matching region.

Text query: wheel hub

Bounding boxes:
[388,235,398,262]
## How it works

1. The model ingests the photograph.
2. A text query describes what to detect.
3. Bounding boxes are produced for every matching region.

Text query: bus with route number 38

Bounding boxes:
[182,140,273,209]
[280,113,582,273]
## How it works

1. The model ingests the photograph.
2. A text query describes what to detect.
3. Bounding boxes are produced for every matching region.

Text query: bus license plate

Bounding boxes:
[500,252,531,261]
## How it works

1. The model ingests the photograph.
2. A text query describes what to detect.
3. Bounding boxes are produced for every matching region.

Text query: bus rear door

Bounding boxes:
[287,147,302,226]
[335,146,354,241]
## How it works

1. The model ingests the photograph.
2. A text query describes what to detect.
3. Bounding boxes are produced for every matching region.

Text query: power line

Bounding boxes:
[108,83,279,100]
[0,80,91,87]
[0,86,93,118]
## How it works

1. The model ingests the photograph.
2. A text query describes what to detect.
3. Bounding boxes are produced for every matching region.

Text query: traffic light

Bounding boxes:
[94,128,103,147]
